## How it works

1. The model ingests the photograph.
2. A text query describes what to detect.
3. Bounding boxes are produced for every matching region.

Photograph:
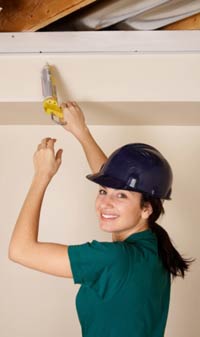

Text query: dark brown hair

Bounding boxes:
[141,193,195,279]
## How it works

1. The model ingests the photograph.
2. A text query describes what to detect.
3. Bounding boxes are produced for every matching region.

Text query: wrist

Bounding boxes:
[32,172,52,187]
[76,126,92,144]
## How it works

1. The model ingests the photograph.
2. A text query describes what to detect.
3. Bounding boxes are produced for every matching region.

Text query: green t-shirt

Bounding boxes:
[68,229,171,337]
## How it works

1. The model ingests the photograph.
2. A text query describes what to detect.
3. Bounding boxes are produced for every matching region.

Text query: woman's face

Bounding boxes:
[95,186,152,236]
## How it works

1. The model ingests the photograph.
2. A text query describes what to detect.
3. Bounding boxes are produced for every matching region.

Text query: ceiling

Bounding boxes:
[0,2,199,126]
[0,0,200,32]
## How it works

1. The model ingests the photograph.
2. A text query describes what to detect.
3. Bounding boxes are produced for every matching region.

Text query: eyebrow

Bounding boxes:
[99,185,107,189]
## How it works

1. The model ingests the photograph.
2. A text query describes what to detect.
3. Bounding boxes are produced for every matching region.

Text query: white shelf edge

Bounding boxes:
[0,31,200,54]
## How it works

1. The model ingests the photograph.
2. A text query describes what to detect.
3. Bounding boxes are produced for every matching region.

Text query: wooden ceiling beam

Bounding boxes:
[161,12,200,30]
[0,0,97,32]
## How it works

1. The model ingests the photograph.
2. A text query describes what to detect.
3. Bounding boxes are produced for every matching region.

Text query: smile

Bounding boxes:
[101,213,119,220]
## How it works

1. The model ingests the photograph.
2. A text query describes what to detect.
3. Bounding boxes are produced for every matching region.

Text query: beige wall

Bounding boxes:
[1,125,199,337]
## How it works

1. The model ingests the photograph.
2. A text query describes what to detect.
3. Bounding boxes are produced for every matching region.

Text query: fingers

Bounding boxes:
[61,101,85,135]
[34,138,63,179]
[61,101,79,109]
[61,101,81,117]
[55,149,63,163]
[46,138,56,149]
[37,138,56,151]
[61,102,75,127]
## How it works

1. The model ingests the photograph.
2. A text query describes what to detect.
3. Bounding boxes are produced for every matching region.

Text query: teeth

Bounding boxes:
[102,214,118,219]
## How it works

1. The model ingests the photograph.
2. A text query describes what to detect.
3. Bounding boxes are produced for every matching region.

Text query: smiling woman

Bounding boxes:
[95,187,152,242]
[8,101,195,337]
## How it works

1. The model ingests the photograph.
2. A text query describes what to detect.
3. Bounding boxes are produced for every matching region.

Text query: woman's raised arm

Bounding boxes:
[61,101,107,173]
[8,138,73,278]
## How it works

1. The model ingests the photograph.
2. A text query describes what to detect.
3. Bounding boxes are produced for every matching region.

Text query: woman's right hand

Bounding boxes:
[61,101,89,141]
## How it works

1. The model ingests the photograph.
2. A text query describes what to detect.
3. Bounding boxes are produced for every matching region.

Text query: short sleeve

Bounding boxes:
[68,240,130,300]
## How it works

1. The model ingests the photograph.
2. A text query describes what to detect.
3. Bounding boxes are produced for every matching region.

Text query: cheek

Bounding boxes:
[95,196,100,212]
[120,203,142,221]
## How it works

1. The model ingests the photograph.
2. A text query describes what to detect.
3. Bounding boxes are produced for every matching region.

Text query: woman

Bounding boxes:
[8,101,194,337]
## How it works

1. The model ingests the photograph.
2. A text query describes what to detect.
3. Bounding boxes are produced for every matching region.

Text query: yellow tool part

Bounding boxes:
[43,98,63,118]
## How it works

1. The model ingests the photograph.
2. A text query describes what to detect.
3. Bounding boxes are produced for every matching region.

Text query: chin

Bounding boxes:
[99,221,115,232]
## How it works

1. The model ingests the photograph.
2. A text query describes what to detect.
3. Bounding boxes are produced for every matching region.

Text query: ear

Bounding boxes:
[141,202,153,220]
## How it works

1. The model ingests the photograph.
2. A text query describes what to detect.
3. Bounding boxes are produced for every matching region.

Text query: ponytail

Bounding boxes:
[141,194,195,280]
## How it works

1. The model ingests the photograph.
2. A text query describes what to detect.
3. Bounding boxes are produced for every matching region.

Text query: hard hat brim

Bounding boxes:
[86,173,136,191]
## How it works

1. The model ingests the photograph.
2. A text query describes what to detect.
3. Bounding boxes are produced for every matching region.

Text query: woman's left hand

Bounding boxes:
[33,138,63,181]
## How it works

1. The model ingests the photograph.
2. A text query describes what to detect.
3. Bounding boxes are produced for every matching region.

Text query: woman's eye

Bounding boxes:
[117,193,127,199]
[99,189,106,195]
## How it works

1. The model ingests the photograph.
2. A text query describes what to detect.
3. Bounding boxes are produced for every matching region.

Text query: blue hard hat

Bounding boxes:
[86,143,173,200]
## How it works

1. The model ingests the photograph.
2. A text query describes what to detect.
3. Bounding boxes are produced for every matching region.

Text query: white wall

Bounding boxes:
[1,125,199,337]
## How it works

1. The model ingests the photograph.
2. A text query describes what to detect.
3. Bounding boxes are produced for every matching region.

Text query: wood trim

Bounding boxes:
[162,12,200,30]
[0,0,97,32]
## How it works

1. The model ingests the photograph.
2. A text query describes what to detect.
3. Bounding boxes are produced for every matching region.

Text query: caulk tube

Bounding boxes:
[41,64,65,125]
[41,63,55,98]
